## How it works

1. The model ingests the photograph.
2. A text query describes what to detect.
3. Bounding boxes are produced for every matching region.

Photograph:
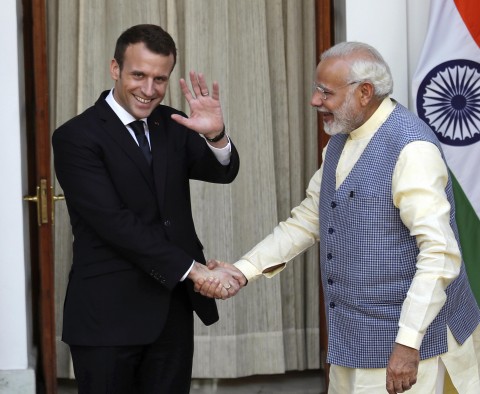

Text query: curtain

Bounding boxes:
[48,0,319,379]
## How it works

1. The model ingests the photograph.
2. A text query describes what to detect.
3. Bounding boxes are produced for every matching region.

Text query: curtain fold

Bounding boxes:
[48,0,319,379]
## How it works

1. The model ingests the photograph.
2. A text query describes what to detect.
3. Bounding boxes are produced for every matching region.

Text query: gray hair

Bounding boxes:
[321,42,393,99]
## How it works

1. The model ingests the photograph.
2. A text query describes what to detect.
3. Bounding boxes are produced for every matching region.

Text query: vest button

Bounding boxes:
[328,227,334,234]
[164,220,171,227]
[327,279,333,285]
[327,253,332,260]
[329,302,335,308]
[331,201,337,208]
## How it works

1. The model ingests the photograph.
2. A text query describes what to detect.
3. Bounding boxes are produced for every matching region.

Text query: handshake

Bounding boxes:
[188,260,247,300]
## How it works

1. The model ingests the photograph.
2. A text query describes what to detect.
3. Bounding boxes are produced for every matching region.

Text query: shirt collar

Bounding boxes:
[349,97,396,140]
[105,89,148,126]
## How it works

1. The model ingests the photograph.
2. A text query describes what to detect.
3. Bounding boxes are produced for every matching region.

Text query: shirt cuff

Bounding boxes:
[206,136,232,165]
[234,260,263,281]
[234,259,287,281]
[395,326,424,350]
[180,260,195,282]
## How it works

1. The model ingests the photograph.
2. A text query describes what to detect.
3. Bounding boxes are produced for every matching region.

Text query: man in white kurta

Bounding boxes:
[197,42,480,394]
[234,97,480,394]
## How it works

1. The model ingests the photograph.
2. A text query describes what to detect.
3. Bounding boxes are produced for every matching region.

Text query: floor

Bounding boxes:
[57,370,326,394]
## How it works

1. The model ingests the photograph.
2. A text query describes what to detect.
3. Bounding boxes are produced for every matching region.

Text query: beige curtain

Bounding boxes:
[48,0,319,379]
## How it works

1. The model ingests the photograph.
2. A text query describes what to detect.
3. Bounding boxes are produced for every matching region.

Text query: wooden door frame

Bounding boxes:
[22,0,57,393]
[23,1,333,393]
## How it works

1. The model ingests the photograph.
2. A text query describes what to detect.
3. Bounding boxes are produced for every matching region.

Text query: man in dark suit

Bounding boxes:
[52,24,245,393]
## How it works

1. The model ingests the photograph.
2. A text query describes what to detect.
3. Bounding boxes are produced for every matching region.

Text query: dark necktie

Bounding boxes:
[129,120,152,165]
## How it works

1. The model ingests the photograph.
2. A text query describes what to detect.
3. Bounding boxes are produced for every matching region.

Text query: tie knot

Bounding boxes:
[129,120,145,136]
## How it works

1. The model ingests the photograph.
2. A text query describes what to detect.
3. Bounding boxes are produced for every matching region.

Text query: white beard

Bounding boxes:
[323,121,347,136]
[322,89,362,136]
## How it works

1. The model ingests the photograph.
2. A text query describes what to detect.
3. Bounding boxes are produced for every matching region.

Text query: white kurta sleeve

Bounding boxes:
[393,141,461,349]
[234,167,322,281]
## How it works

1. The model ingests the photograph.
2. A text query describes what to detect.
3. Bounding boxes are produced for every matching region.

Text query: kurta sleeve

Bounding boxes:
[235,167,323,281]
[392,141,461,349]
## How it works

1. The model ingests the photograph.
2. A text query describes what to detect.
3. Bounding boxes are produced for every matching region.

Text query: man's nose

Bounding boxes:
[310,91,324,107]
[141,79,155,96]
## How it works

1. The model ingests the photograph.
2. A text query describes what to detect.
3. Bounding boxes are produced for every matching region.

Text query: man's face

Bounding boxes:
[311,57,364,135]
[110,42,175,120]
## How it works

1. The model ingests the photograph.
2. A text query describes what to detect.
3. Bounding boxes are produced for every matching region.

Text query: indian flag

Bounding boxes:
[412,0,480,305]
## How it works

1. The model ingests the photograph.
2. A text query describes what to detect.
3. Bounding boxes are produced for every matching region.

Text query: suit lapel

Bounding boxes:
[94,93,156,192]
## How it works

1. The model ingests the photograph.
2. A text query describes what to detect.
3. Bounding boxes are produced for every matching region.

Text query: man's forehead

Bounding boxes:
[317,57,350,82]
[122,44,174,71]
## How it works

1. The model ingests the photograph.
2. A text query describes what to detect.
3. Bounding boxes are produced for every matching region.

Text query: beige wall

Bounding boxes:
[335,0,431,108]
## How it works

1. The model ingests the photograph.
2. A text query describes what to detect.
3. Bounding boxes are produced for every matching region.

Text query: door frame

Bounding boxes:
[22,0,57,393]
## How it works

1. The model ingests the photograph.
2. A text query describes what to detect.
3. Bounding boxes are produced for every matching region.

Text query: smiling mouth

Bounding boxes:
[318,110,333,118]
[134,94,153,104]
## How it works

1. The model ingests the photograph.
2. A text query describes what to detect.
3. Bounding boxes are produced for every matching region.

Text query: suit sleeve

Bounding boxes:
[186,131,240,183]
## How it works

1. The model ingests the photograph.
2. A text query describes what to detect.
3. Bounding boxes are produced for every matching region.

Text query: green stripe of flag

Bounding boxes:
[451,172,480,305]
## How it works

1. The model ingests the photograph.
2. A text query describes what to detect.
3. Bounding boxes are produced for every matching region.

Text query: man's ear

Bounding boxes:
[359,81,375,106]
[110,58,120,81]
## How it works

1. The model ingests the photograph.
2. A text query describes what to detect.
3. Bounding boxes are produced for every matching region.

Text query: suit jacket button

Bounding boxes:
[164,220,171,227]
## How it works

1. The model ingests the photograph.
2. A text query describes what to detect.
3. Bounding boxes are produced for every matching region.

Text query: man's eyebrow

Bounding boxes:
[315,82,332,92]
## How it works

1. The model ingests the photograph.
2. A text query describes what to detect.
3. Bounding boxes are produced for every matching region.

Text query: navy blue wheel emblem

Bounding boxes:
[416,59,480,146]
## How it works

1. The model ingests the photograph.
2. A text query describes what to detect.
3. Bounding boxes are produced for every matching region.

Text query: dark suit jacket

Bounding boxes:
[52,91,240,346]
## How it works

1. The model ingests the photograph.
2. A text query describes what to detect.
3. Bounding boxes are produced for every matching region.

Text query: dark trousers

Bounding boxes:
[70,285,194,394]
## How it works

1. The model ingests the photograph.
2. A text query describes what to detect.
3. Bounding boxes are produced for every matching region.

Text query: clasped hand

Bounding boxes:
[189,260,246,300]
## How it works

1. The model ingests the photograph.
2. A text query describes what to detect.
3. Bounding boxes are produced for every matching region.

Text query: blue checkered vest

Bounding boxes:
[319,103,480,368]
